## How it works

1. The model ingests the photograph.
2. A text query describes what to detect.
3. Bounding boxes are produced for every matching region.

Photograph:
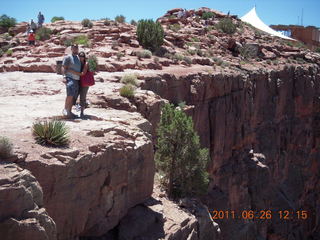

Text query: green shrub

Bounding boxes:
[103,18,111,26]
[216,18,236,34]
[81,18,93,28]
[32,120,69,146]
[285,40,306,49]
[202,12,215,20]
[155,103,210,198]
[187,49,196,55]
[64,38,73,47]
[169,23,181,32]
[88,55,98,71]
[120,84,135,98]
[315,47,320,53]
[197,49,204,57]
[35,27,52,41]
[137,19,164,52]
[184,56,192,65]
[51,16,65,23]
[130,20,137,26]
[121,74,138,86]
[0,15,16,31]
[115,15,126,23]
[190,36,200,42]
[136,49,152,58]
[116,52,124,61]
[0,49,3,57]
[213,57,224,66]
[2,33,12,40]
[207,26,215,32]
[164,52,173,59]
[154,56,160,64]
[0,136,13,159]
[173,53,184,62]
[6,48,13,56]
[73,35,90,47]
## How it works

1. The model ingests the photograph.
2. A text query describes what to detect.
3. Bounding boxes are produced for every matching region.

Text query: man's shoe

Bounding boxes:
[62,109,68,116]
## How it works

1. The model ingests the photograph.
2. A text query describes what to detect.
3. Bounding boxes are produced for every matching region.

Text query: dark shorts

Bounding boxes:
[66,77,79,97]
[28,40,35,45]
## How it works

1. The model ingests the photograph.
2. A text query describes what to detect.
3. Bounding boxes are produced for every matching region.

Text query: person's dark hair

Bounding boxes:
[78,51,86,71]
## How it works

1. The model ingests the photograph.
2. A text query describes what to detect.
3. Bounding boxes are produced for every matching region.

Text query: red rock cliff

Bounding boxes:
[142,65,320,239]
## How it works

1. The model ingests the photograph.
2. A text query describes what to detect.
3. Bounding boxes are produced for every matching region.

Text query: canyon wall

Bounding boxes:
[142,65,320,239]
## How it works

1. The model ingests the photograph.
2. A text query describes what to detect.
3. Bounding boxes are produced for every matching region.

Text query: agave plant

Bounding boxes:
[32,120,69,146]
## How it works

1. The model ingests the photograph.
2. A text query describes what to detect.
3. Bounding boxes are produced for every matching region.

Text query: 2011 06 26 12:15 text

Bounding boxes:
[210,210,308,220]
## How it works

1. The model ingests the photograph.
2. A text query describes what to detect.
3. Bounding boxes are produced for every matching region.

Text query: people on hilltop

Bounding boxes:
[62,44,81,118]
[37,12,45,28]
[27,30,35,46]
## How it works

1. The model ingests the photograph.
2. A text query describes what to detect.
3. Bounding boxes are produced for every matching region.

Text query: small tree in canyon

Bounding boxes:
[155,103,210,198]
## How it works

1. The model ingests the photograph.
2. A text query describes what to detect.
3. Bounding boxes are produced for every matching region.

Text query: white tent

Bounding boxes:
[241,7,295,40]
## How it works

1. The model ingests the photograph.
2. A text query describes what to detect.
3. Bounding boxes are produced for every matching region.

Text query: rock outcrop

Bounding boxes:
[0,163,56,240]
[141,65,320,239]
[84,183,221,240]
[0,71,158,240]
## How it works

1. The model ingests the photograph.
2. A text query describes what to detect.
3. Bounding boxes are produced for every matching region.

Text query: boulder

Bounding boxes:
[8,22,28,35]
[167,8,184,15]
[0,163,56,240]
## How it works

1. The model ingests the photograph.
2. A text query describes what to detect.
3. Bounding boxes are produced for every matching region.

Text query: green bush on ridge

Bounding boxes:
[51,16,65,23]
[137,19,164,52]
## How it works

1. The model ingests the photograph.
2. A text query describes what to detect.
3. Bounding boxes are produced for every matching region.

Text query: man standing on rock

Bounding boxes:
[62,44,81,118]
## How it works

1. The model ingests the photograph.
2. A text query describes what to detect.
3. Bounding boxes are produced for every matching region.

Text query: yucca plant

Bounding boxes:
[0,136,13,159]
[32,120,69,146]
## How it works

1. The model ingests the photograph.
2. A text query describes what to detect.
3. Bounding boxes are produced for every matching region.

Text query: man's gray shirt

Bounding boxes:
[62,54,81,80]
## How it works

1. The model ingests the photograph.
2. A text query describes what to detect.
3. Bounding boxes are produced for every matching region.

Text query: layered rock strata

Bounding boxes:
[142,65,320,239]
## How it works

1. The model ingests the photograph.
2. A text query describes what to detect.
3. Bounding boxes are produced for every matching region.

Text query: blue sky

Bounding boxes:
[2,0,319,27]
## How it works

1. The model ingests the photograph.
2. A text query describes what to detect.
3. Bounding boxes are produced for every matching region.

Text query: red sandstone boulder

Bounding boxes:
[0,163,56,240]
[167,8,184,15]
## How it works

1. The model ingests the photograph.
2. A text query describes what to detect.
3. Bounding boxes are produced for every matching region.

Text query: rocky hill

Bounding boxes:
[0,7,320,240]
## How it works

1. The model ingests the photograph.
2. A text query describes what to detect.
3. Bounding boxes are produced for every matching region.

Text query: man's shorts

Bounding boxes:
[66,77,79,97]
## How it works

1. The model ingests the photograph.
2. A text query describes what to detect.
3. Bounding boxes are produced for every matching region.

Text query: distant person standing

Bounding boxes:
[28,30,35,46]
[37,12,45,28]
[30,19,37,32]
